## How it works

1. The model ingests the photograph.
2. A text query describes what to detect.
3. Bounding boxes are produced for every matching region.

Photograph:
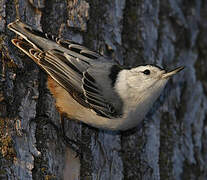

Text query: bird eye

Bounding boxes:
[143,69,150,75]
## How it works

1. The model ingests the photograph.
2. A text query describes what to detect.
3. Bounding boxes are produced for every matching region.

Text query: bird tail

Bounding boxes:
[8,19,101,62]
[11,38,43,66]
[7,19,59,51]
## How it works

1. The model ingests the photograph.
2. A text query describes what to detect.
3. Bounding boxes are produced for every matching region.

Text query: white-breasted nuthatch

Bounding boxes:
[8,19,184,131]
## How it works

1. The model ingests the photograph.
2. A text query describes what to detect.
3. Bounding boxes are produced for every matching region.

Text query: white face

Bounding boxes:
[127,65,167,92]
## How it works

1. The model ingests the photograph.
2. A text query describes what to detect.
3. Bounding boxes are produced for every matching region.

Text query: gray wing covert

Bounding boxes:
[83,64,124,118]
[39,49,123,118]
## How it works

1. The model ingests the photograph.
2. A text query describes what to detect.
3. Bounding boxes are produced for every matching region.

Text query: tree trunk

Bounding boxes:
[0,0,207,179]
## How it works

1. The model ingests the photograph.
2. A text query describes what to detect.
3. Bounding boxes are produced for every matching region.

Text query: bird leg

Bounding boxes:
[60,116,83,157]
[29,114,82,157]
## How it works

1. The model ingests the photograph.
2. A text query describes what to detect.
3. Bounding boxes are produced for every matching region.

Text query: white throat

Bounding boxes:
[115,70,168,130]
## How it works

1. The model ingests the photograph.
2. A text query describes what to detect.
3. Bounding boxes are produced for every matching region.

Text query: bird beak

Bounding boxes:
[162,66,184,79]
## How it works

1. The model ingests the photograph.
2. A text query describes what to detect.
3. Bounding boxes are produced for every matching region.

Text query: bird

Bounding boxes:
[8,19,184,131]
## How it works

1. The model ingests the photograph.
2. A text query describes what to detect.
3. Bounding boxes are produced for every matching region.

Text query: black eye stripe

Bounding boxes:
[143,69,150,75]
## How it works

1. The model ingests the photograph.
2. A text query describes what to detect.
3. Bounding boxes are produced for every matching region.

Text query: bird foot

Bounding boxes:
[29,115,82,157]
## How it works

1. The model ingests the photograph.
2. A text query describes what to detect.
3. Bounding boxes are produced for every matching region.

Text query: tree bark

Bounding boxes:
[0,0,207,179]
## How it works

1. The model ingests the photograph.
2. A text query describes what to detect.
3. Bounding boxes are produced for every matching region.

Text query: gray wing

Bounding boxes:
[82,63,124,118]
[40,49,124,118]
[12,39,123,118]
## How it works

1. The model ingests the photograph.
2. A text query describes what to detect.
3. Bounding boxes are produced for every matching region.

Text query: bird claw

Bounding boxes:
[60,117,83,157]
[61,134,82,158]
[29,115,82,157]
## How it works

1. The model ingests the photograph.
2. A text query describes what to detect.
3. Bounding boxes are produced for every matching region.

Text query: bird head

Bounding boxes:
[127,65,184,93]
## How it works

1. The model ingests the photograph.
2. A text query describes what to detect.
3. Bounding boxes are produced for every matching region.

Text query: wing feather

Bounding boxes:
[57,39,100,60]
[11,36,122,119]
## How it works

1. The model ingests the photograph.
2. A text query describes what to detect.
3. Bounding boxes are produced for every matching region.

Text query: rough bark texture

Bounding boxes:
[0,0,207,179]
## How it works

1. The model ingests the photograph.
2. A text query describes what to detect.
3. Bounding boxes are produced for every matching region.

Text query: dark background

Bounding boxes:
[0,0,207,179]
